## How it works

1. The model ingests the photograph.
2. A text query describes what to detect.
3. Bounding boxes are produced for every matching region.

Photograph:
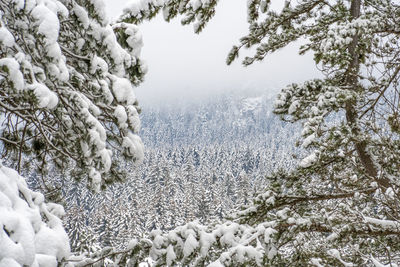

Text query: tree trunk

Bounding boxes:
[345,0,389,188]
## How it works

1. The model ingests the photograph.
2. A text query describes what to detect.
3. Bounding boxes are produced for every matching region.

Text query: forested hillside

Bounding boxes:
[1,0,399,266]
[62,92,300,251]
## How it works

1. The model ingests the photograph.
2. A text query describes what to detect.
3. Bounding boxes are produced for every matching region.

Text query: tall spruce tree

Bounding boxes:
[0,0,145,192]
[79,1,400,266]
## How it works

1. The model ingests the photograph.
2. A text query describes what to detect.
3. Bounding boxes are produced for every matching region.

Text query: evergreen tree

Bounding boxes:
[65,204,99,253]
[83,1,400,266]
[236,170,251,206]
[0,0,145,191]
[0,164,70,266]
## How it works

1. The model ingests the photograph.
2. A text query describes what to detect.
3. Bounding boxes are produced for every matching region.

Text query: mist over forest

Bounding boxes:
[1,1,399,266]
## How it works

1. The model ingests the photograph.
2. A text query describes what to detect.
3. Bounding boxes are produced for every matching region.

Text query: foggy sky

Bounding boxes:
[104,0,319,104]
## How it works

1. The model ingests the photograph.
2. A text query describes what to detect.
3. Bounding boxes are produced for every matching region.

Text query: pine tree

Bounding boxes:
[85,1,400,266]
[236,170,251,206]
[0,164,70,266]
[65,204,99,253]
[181,161,198,223]
[0,0,145,192]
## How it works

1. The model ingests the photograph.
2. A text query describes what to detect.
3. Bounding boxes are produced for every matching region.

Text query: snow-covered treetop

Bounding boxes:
[0,0,146,191]
[0,162,70,266]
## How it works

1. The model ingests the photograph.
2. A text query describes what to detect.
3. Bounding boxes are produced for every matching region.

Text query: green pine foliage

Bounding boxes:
[0,0,145,192]
[2,0,400,265]
[78,0,400,266]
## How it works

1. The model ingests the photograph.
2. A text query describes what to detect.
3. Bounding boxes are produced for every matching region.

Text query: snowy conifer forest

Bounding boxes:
[60,94,300,252]
[1,0,400,266]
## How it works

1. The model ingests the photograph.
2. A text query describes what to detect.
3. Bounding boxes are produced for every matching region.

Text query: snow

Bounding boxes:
[0,0,145,192]
[90,56,108,74]
[310,258,324,267]
[0,258,21,267]
[116,23,144,57]
[190,0,203,11]
[126,105,141,132]
[300,152,317,168]
[114,105,128,126]
[328,249,354,266]
[199,231,215,257]
[241,96,263,113]
[111,76,137,105]
[31,4,60,44]
[89,0,108,24]
[10,0,25,10]
[276,207,289,219]
[100,25,131,73]
[219,223,238,247]
[263,227,276,244]
[0,28,15,48]
[98,148,113,173]
[166,245,176,265]
[28,83,59,109]
[89,168,102,193]
[0,163,70,266]
[208,260,224,267]
[302,133,316,148]
[36,254,57,267]
[385,187,395,199]
[0,58,24,91]
[88,128,105,150]
[153,236,164,249]
[267,245,277,260]
[183,233,199,257]
[73,4,90,29]
[370,256,396,267]
[122,132,144,161]
[288,100,300,114]
[326,232,338,242]
[364,216,400,229]
[123,0,165,19]
[30,2,70,82]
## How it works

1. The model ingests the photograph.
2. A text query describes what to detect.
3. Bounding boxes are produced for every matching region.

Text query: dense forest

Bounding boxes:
[61,93,300,251]
[1,0,399,266]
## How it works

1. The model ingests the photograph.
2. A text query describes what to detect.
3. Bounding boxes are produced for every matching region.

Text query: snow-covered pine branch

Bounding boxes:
[120,0,219,33]
[0,0,146,191]
[115,0,400,265]
[0,162,70,266]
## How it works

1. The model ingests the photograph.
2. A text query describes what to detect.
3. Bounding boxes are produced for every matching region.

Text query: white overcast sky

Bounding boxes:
[104,0,319,104]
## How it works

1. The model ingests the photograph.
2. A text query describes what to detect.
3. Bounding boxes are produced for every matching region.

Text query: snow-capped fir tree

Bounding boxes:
[72,1,400,266]
[65,204,99,253]
[0,0,145,192]
[235,170,251,206]
[195,186,213,224]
